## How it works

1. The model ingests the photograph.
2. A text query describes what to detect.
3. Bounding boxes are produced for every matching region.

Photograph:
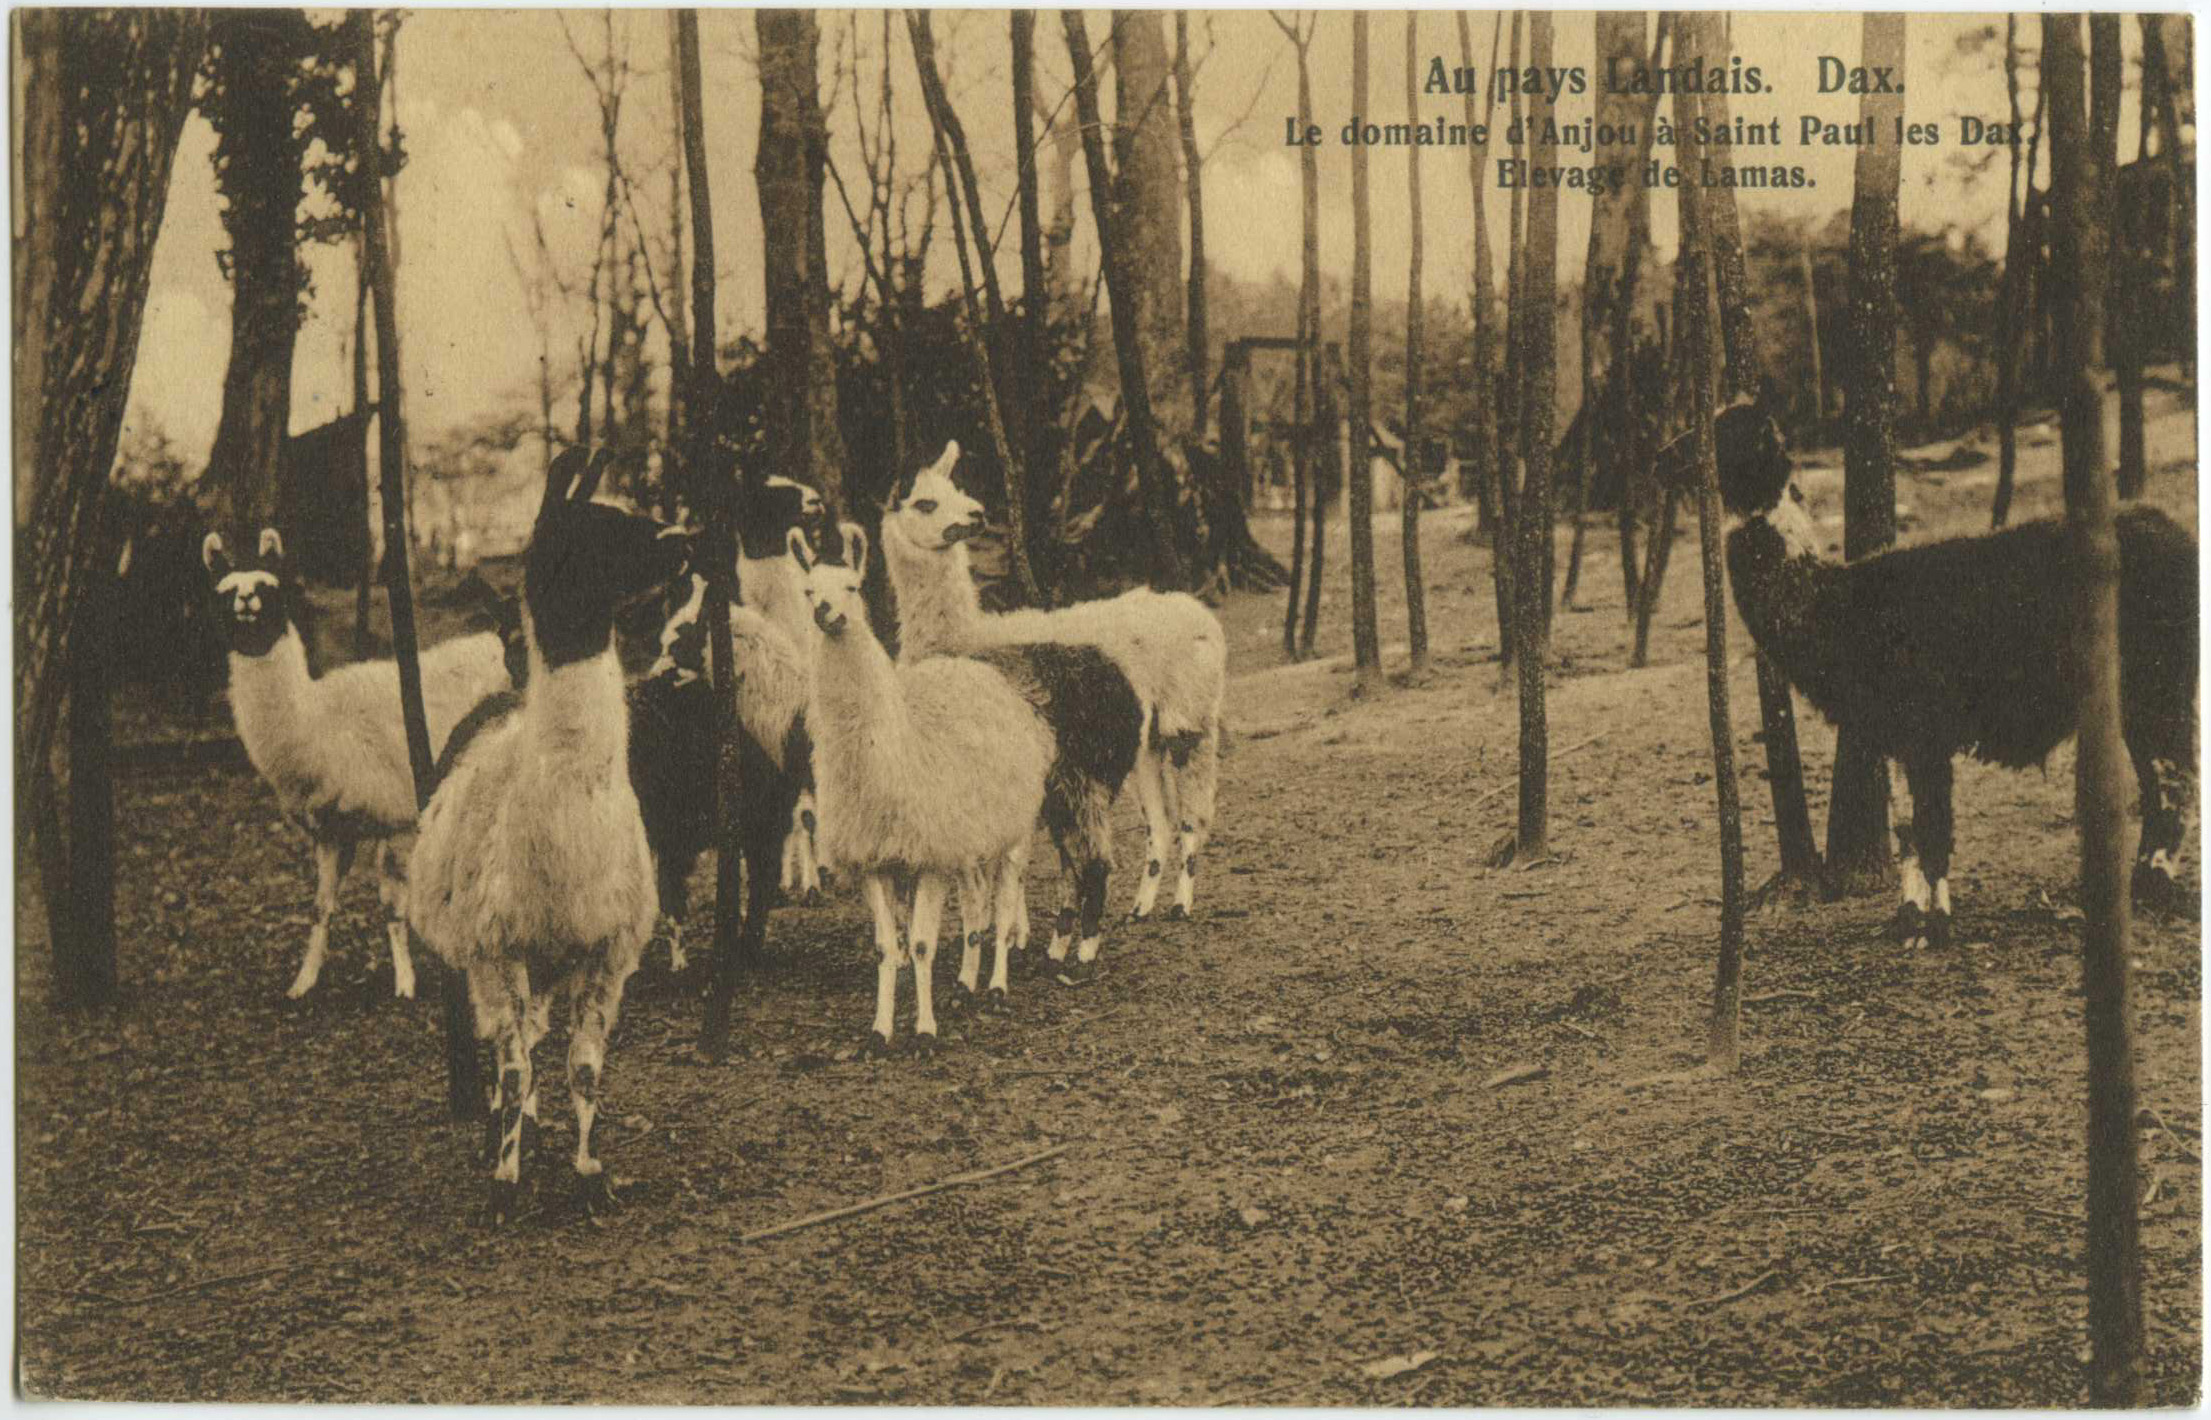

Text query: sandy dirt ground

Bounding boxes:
[16,390,2202,1404]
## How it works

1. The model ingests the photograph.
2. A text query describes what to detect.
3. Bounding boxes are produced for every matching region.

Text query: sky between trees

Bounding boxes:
[120,10,2139,456]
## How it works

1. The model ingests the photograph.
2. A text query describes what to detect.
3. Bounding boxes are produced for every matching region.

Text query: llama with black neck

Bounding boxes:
[407,447,695,1221]
[734,469,830,901]
[1698,399,2197,948]
[205,528,510,1000]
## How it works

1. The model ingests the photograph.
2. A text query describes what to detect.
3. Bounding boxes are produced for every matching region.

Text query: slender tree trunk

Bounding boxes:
[1174,12,1209,440]
[1802,229,1825,428]
[1693,21,1822,893]
[663,13,690,518]
[1303,343,1339,657]
[1012,10,1052,592]
[682,10,755,1061]
[1514,12,1560,859]
[1497,11,1527,672]
[1346,13,1381,693]
[1458,12,1507,661]
[1669,12,1746,1072]
[1398,12,1428,673]
[909,11,1043,605]
[349,9,473,1117]
[1993,17,2028,528]
[57,525,122,1009]
[1063,10,1188,590]
[1109,10,1187,434]
[1825,14,1906,897]
[352,233,376,657]
[2045,15,2142,1404]
[1288,17,1321,660]
[1284,322,1309,661]
[2094,15,2144,500]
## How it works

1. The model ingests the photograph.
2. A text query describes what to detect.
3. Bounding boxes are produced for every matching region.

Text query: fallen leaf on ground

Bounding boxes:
[1359,1350,1440,1381]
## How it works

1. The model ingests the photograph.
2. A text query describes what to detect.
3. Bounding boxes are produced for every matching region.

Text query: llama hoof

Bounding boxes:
[574,1169,622,1218]
[803,887,823,908]
[904,1031,941,1060]
[1925,910,1953,950]
[2131,861,2181,913]
[1166,903,1189,922]
[859,1032,897,1060]
[1890,902,1929,949]
[1054,958,1098,988]
[981,988,1014,1017]
[484,1177,523,1227]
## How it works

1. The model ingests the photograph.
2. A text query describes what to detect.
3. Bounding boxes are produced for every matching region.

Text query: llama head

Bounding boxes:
[789,521,869,639]
[645,574,710,685]
[202,528,292,658]
[524,446,699,670]
[881,440,985,556]
[1711,397,1793,517]
[735,467,827,561]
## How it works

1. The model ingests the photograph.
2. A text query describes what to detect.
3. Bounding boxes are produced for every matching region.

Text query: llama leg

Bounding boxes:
[290,837,355,999]
[375,842,417,1000]
[908,873,948,1050]
[1170,722,1221,920]
[1046,830,1080,963]
[2128,736,2195,909]
[1129,746,1173,920]
[471,962,532,1224]
[862,873,905,1050]
[568,950,636,1208]
[956,864,991,996]
[656,853,692,973]
[1897,755,1955,949]
[1073,786,1117,967]
[989,847,1028,999]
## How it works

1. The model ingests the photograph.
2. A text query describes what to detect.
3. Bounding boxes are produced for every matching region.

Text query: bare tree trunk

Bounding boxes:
[1398,12,1428,673]
[1012,10,1052,589]
[1993,17,2028,528]
[663,13,691,517]
[1514,11,1560,859]
[349,9,473,1118]
[1669,11,1746,1073]
[909,11,1043,604]
[1346,13,1381,693]
[1827,13,1906,898]
[352,232,376,657]
[1697,20,1822,895]
[1279,13,1319,660]
[1174,13,1209,440]
[1110,10,1187,429]
[1303,343,1339,657]
[1063,10,1189,589]
[2094,16,2145,500]
[15,10,203,1012]
[1802,229,1825,428]
[59,524,122,1009]
[681,11,755,1061]
[1458,13,1507,661]
[1583,13,1641,626]
[2045,15,2142,1404]
[756,10,845,509]
[1496,12,1527,672]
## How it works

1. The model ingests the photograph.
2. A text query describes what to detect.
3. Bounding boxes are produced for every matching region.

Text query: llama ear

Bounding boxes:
[202,532,230,577]
[786,524,814,572]
[258,527,284,562]
[570,448,611,504]
[931,440,960,477]
[542,446,587,519]
[839,520,868,574]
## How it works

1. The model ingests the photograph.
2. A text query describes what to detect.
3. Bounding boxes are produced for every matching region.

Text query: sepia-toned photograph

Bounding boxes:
[12,6,2201,1405]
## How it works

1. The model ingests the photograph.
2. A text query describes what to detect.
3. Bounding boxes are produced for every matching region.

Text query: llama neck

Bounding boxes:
[227,627,314,752]
[1727,517,1845,701]
[523,635,628,766]
[883,531,982,657]
[810,621,914,764]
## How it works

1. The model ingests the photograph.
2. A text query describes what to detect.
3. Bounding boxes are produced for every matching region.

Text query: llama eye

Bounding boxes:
[913,500,937,514]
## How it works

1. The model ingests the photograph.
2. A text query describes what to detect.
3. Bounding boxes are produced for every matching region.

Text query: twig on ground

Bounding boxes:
[741,1142,1075,1243]
[1689,1269,1778,1309]
[1808,1273,1905,1295]
[2140,1106,2202,1164]
[96,1260,308,1309]
[1745,989,1817,1004]
[1468,731,1609,810]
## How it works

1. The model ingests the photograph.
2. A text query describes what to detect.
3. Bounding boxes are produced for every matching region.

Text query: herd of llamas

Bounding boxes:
[203,417,2195,1218]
